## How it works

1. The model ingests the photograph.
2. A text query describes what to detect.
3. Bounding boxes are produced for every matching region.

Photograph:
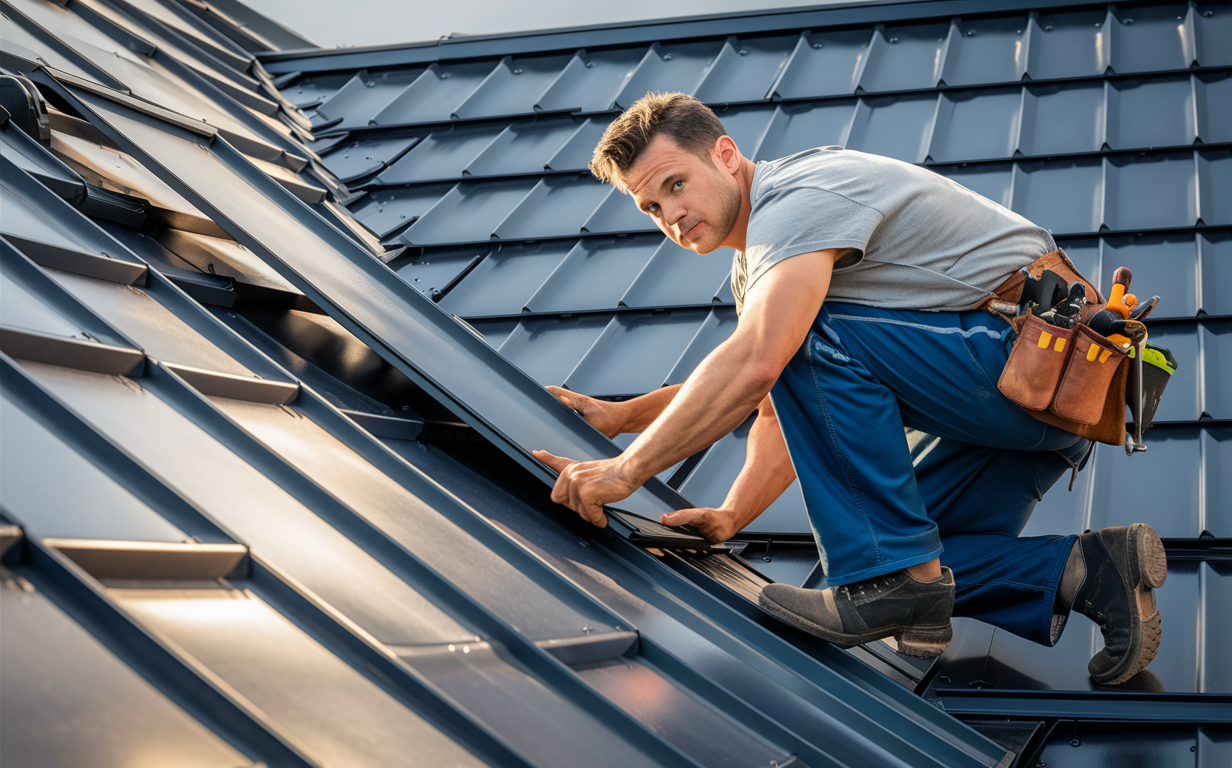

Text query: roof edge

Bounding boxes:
[257,0,1082,74]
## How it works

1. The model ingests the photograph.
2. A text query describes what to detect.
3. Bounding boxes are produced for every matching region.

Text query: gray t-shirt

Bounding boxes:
[731,147,1055,315]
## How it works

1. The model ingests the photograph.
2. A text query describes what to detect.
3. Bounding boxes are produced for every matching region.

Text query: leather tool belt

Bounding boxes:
[982,250,1129,446]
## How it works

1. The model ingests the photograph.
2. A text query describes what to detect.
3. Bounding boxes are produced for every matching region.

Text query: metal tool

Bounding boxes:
[1122,320,1149,454]
[1130,295,1161,321]
[1125,344,1178,456]
[1039,281,1086,329]
[1019,268,1068,315]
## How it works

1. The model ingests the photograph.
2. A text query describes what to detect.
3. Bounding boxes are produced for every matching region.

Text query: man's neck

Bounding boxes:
[722,155,759,253]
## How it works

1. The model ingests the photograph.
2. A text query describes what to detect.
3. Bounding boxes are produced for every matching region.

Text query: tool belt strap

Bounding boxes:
[981,249,1106,333]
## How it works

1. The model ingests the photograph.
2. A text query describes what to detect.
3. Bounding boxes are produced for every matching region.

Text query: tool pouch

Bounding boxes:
[987,251,1130,446]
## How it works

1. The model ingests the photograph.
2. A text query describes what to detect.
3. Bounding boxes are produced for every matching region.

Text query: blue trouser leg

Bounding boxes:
[769,302,1091,645]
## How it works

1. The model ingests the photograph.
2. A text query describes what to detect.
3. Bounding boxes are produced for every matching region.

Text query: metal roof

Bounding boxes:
[0,1,1229,767]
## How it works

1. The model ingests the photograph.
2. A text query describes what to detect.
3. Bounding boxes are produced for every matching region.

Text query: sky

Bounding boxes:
[242,0,881,49]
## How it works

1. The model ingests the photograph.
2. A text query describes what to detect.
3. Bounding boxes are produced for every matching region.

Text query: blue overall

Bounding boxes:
[769,302,1091,646]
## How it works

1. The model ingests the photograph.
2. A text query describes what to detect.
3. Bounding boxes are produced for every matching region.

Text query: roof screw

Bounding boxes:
[1036,763,1046,768]
[738,49,748,55]
[586,61,596,67]
[762,556,772,562]
[402,405,411,411]
[582,625,592,634]
[513,68,523,74]
[1124,18,1133,25]
[813,42,823,49]
[448,644,456,651]
[1204,10,1214,16]
[889,37,899,43]
[1044,24,1053,31]
[770,762,778,767]
[441,72,450,78]
[400,213,407,218]
[663,53,673,60]
[1070,740,1080,747]
[967,30,976,36]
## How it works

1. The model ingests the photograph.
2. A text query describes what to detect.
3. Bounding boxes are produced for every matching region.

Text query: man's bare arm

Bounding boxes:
[661,394,797,542]
[547,384,682,438]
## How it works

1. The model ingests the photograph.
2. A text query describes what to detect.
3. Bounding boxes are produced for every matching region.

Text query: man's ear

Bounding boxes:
[713,135,741,174]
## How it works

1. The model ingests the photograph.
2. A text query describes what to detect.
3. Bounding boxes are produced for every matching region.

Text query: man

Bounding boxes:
[532,93,1165,684]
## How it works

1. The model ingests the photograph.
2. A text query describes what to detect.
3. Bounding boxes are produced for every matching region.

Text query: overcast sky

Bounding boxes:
[243,0,881,49]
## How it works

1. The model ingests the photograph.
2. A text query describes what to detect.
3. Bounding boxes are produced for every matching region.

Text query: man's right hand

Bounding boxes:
[547,386,628,438]
[661,507,738,544]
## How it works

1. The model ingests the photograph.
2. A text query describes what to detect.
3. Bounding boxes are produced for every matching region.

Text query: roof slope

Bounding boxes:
[0,1,1228,767]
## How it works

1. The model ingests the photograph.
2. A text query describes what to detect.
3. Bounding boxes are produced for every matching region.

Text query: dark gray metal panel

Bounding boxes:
[564,309,711,397]
[1099,234,1200,319]
[1009,157,1104,235]
[371,60,497,126]
[279,71,350,107]
[452,53,573,120]
[0,580,253,768]
[1203,429,1232,537]
[0,123,84,203]
[1199,147,1232,226]
[1197,70,1232,144]
[581,186,657,236]
[351,182,458,239]
[318,131,422,183]
[619,240,733,310]
[692,34,796,106]
[0,391,187,542]
[716,106,775,161]
[856,21,950,93]
[771,29,872,100]
[439,240,573,318]
[1018,81,1106,157]
[578,658,793,768]
[493,174,610,241]
[1108,3,1197,75]
[113,583,488,768]
[374,122,504,185]
[533,48,646,114]
[22,361,478,645]
[614,40,725,110]
[1195,2,1232,66]
[1200,230,1232,315]
[465,117,580,178]
[935,162,1013,209]
[1106,75,1198,150]
[1026,6,1110,81]
[392,243,493,300]
[1104,151,1197,231]
[940,15,1029,86]
[314,67,426,127]
[545,115,614,171]
[468,318,520,349]
[497,313,611,388]
[752,101,856,162]
[1089,429,1204,537]
[524,235,660,314]
[0,270,84,339]
[1201,323,1231,420]
[210,396,622,643]
[848,93,938,163]
[663,307,738,386]
[153,227,301,294]
[397,178,537,245]
[928,87,1020,163]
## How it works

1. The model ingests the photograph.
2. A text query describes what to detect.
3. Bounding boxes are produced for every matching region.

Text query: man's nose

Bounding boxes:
[665,203,687,228]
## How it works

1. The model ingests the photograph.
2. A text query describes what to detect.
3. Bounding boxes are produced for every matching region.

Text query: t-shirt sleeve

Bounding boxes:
[742,185,884,299]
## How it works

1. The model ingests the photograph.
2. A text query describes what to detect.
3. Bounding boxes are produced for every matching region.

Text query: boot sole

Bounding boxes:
[758,592,953,658]
[1093,523,1167,685]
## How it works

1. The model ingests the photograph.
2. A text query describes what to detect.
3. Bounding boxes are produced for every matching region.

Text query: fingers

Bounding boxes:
[532,449,574,474]
[545,385,573,409]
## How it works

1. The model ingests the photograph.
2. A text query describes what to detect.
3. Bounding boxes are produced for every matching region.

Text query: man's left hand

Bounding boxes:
[533,450,642,528]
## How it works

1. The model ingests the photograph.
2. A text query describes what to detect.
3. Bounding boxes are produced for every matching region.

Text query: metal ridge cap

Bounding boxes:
[257,0,1086,72]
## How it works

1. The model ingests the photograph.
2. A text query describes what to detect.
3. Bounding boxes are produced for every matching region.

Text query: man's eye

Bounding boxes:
[648,203,659,213]
[673,180,684,190]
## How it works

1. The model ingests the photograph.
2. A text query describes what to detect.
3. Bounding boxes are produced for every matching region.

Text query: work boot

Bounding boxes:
[759,567,955,658]
[1071,523,1168,685]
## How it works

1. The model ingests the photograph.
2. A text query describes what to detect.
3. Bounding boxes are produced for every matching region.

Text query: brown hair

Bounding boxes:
[589,92,727,191]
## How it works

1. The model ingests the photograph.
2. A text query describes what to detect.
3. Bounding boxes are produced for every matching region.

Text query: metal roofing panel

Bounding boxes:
[1099,234,1200,319]
[439,240,573,318]
[614,40,725,109]
[524,235,660,314]
[114,584,486,768]
[349,185,452,241]
[0,395,187,542]
[856,21,949,93]
[663,306,738,385]
[0,582,252,768]
[1198,71,1232,144]
[371,60,497,126]
[1196,2,1232,66]
[1199,148,1232,226]
[564,309,711,397]
[318,131,422,184]
[0,166,117,259]
[928,88,1021,163]
[1106,75,1198,150]
[497,313,611,388]
[374,122,504,185]
[1009,157,1104,235]
[396,178,536,245]
[1090,431,1205,538]
[153,228,300,294]
[1201,323,1231,420]
[715,106,774,161]
[581,186,656,236]
[771,28,873,100]
[935,162,1013,209]
[940,15,1029,87]
[22,362,475,645]
[392,243,493,300]
[1200,230,1232,315]
[619,240,733,310]
[1103,151,1197,231]
[314,68,426,128]
[495,174,612,241]
[1108,3,1196,74]
[847,93,937,163]
[692,34,795,106]
[468,318,520,349]
[533,48,647,114]
[1018,81,1106,157]
[464,117,580,178]
[279,72,350,108]
[753,101,856,162]
[545,116,614,171]
[0,124,85,203]
[1027,6,1110,80]
[0,270,83,339]
[452,53,573,120]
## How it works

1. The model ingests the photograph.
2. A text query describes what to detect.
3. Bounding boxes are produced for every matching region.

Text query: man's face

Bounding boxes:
[619,134,742,255]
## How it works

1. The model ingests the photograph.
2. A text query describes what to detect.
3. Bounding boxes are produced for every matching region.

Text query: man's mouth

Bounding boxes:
[680,220,703,241]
